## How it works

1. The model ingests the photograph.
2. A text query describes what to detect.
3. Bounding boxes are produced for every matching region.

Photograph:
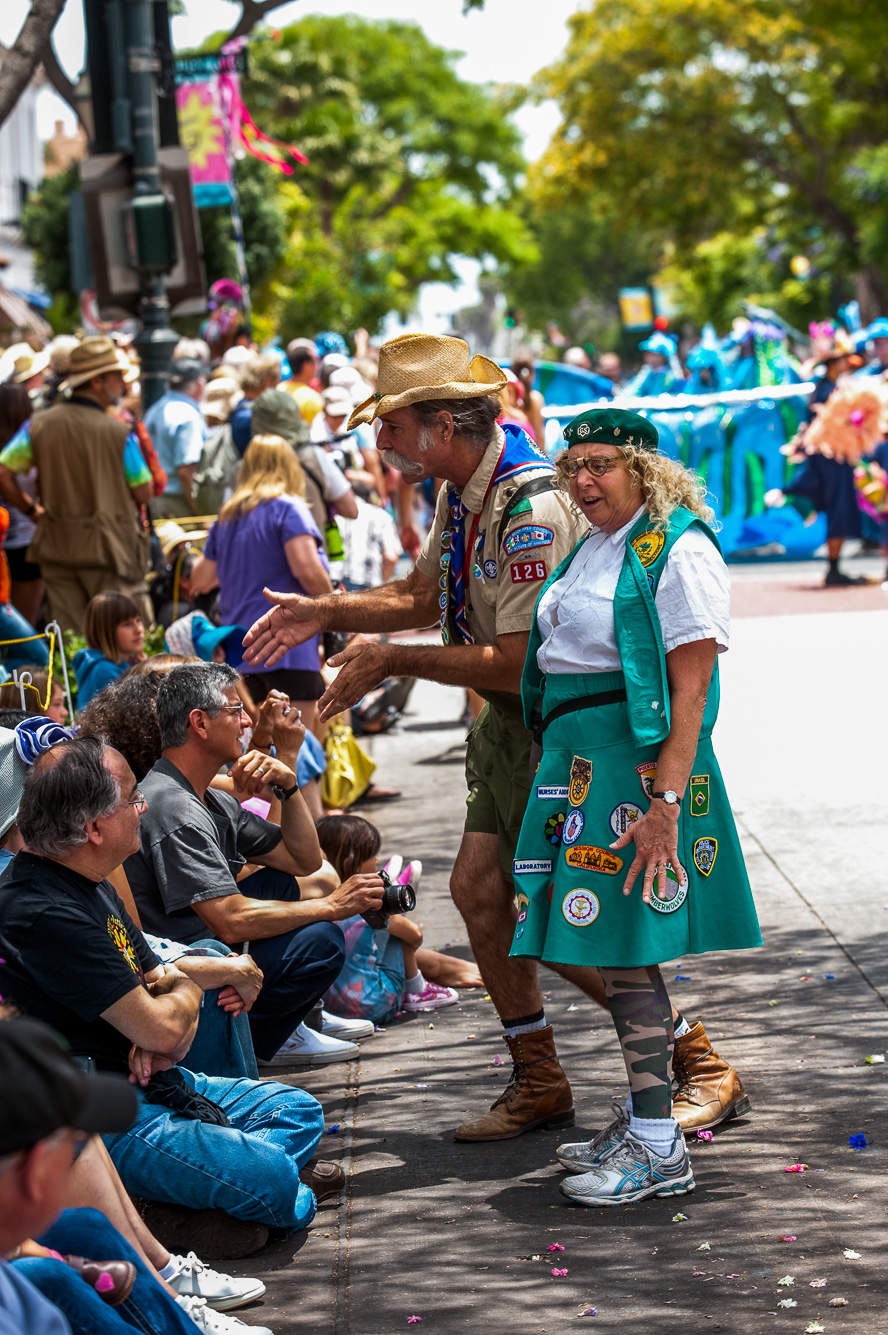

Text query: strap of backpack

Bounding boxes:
[496,474,560,553]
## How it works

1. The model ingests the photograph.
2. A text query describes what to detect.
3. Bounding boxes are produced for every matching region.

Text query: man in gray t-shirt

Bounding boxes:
[125,663,384,1061]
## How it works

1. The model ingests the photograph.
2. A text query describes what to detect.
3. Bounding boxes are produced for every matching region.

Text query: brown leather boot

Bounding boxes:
[671,1020,750,1132]
[454,1025,575,1141]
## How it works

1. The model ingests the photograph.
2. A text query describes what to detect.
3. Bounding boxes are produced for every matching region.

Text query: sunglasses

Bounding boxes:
[563,455,623,479]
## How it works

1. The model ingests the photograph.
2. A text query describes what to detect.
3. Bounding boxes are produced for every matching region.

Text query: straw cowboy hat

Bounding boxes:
[11,346,51,384]
[348,333,507,429]
[59,337,127,393]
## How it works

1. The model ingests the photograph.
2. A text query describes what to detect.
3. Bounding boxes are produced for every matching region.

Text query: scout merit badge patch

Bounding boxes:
[610,801,643,837]
[564,845,623,875]
[502,524,555,556]
[513,858,553,876]
[562,888,600,927]
[630,530,666,568]
[568,756,593,807]
[648,864,688,915]
[690,774,710,817]
[537,785,568,801]
[636,761,657,801]
[545,812,566,846]
[693,837,718,876]
[562,809,585,846]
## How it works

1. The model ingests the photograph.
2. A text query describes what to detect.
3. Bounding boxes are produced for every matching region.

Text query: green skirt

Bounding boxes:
[509,671,762,969]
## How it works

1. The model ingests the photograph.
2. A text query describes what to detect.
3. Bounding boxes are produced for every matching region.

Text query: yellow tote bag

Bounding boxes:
[321,720,376,809]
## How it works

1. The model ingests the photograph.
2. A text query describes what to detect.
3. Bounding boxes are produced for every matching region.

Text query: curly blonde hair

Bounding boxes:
[556,445,716,531]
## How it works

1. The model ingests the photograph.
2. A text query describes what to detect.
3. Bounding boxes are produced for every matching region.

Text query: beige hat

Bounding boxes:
[116,350,140,386]
[12,346,51,384]
[348,333,507,429]
[59,337,125,393]
[155,520,208,558]
[47,335,80,377]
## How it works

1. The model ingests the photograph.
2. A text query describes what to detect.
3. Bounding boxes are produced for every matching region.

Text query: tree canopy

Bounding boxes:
[234,14,532,338]
[513,0,888,339]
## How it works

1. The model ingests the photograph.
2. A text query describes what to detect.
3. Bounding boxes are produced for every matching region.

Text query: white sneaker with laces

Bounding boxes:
[167,1252,265,1311]
[319,1009,376,1041]
[402,981,459,1012]
[176,1293,273,1334]
[560,1128,694,1207]
[258,1022,360,1067]
[557,1099,629,1172]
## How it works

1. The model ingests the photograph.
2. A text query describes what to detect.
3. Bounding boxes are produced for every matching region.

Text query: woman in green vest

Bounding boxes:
[510,407,760,1207]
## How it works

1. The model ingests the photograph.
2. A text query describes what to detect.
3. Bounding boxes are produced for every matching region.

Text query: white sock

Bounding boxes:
[503,1015,547,1038]
[673,1016,691,1038]
[158,1257,179,1280]
[405,971,426,996]
[629,1113,679,1156]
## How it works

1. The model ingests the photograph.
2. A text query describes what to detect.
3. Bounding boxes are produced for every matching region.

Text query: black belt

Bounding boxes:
[532,689,627,747]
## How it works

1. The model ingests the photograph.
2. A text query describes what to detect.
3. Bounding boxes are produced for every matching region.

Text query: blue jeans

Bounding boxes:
[0,601,49,671]
[236,867,346,1061]
[16,1207,194,1335]
[183,939,259,1081]
[104,1072,323,1233]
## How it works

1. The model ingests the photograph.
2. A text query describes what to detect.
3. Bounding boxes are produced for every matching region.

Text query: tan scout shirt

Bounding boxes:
[415,429,586,646]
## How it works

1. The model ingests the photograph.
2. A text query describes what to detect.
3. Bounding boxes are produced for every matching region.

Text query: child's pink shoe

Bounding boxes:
[402,981,458,1012]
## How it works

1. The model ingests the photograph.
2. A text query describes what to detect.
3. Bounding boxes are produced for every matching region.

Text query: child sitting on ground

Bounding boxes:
[316,814,483,1019]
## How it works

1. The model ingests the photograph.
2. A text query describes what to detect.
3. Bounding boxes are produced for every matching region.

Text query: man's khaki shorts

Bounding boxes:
[464,703,533,882]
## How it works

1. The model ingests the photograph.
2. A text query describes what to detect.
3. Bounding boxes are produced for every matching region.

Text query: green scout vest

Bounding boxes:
[520,507,724,747]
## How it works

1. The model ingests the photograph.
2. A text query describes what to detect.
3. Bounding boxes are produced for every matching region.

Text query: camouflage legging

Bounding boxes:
[600,965,674,1120]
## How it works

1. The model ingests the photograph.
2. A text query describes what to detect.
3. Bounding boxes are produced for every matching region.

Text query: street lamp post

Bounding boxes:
[122,0,179,411]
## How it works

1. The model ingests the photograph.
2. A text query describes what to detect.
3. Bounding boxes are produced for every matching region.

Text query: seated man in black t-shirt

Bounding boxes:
[123,662,385,1064]
[0,735,339,1245]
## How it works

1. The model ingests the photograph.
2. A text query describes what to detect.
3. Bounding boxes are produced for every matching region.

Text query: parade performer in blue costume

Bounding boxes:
[509,407,760,1206]
[783,332,868,586]
[856,317,888,378]
[623,333,685,397]
[682,326,731,395]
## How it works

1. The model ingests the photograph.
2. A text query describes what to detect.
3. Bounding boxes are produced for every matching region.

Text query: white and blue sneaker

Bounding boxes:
[559,1128,694,1207]
[556,1099,629,1173]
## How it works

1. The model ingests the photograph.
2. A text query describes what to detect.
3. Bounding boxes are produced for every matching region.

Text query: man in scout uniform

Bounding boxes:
[244,333,593,1138]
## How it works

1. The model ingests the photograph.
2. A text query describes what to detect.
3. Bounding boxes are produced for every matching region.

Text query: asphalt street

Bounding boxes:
[224,560,888,1335]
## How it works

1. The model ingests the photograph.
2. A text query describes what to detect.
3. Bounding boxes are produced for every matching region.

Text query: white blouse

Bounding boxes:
[536,508,730,675]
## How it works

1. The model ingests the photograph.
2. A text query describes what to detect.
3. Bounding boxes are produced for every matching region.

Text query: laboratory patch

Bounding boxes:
[537,785,569,801]
[513,858,553,876]
[631,530,666,568]
[544,812,566,846]
[502,524,555,556]
[648,865,688,915]
[690,774,710,817]
[562,888,600,927]
[564,845,623,875]
[693,837,718,876]
[610,801,643,837]
[568,755,593,807]
[562,809,585,846]
[636,761,657,801]
[510,559,547,583]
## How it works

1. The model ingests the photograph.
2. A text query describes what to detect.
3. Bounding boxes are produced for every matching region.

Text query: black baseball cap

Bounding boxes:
[0,1018,138,1156]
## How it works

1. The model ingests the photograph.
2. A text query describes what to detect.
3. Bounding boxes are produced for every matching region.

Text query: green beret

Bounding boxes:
[563,407,659,452]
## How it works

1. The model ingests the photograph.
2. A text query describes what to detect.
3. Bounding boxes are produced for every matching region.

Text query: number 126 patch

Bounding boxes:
[510,560,547,583]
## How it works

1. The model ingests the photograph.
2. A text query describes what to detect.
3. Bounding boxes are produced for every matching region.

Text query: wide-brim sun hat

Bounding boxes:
[322,387,354,418]
[12,347,51,384]
[348,333,508,430]
[58,336,126,393]
[155,520,208,558]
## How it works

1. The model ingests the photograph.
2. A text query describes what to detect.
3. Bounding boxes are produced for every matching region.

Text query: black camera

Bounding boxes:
[361,867,416,930]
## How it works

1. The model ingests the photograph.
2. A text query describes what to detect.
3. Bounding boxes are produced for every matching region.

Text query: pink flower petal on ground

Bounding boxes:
[784,1163,808,1172]
[407,1318,422,1325]
[696,1130,713,1141]
[778,1235,797,1242]
[552,1268,568,1277]
[547,1244,565,1251]
[809,1280,827,1288]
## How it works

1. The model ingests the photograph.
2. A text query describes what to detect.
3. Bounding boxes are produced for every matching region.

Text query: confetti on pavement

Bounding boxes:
[672,1213,688,1222]
[777,1275,794,1286]
[777,1298,797,1308]
[829,1297,848,1306]
[778,1235,797,1242]
[784,1163,808,1172]
[843,1248,861,1259]
[849,1133,867,1147]
[552,1268,568,1277]
[809,1280,827,1288]
[864,1053,885,1063]
[696,1130,713,1141]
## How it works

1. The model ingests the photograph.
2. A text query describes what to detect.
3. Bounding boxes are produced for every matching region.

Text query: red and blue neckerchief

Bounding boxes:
[441,424,552,645]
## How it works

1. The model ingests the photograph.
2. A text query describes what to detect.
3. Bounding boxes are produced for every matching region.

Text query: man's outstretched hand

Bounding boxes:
[242,589,322,667]
[318,641,391,722]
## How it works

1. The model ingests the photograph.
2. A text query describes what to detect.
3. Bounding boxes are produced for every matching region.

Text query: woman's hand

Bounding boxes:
[610,802,686,904]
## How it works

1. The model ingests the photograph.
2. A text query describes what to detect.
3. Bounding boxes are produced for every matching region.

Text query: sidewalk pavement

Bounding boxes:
[229,579,888,1335]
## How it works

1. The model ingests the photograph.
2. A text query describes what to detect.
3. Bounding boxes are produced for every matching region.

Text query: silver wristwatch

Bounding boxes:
[651,789,681,809]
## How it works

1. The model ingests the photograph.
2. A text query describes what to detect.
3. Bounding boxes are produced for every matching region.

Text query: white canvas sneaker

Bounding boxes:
[258,1022,360,1067]
[319,1009,376,1041]
[176,1294,273,1334]
[167,1252,265,1311]
[560,1128,694,1207]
